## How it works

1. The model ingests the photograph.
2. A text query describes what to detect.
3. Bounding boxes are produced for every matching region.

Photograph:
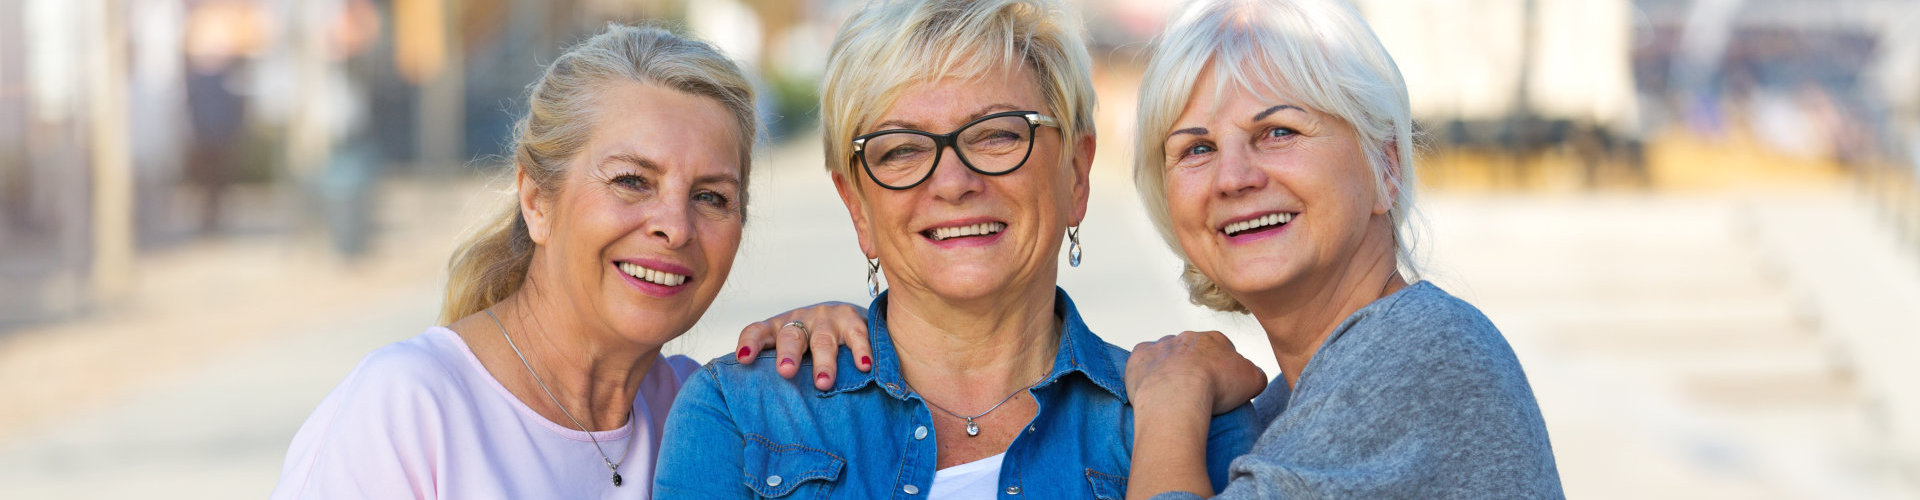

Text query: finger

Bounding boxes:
[839,307,874,372]
[773,321,807,378]
[809,328,839,390]
[735,321,776,363]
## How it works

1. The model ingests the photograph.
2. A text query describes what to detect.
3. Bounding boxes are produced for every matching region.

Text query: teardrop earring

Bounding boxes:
[866,258,882,298]
[1067,226,1082,267]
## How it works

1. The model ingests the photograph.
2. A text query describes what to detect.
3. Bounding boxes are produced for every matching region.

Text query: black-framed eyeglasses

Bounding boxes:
[851,110,1061,190]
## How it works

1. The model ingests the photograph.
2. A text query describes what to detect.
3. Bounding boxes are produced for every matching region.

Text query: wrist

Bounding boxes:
[1132,377,1215,412]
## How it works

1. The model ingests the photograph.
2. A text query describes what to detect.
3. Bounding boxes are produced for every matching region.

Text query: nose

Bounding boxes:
[922,144,985,203]
[643,195,693,249]
[1213,144,1267,198]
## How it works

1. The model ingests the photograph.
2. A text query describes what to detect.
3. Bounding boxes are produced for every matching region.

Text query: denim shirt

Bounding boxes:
[655,288,1258,499]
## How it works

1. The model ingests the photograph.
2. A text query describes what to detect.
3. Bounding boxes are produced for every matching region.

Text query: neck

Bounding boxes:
[460,282,661,431]
[1243,217,1408,390]
[885,281,1061,407]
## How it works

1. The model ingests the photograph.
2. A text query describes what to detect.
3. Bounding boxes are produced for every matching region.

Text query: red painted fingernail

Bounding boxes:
[737,346,752,359]
[815,372,829,381]
[859,356,871,367]
[779,358,795,367]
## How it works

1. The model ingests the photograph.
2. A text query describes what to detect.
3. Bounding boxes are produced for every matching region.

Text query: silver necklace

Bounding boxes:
[486,309,630,487]
[907,373,1047,437]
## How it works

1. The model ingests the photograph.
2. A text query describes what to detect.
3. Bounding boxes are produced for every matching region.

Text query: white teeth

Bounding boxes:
[1224,213,1294,235]
[619,262,688,286]
[929,222,1007,241]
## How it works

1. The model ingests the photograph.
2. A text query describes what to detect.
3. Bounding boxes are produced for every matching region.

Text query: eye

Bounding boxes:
[613,174,650,190]
[1262,127,1298,140]
[1165,141,1215,170]
[878,144,930,164]
[693,190,732,208]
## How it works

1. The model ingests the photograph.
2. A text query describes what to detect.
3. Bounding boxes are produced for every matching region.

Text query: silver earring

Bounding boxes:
[1067,226,1082,267]
[866,258,882,298]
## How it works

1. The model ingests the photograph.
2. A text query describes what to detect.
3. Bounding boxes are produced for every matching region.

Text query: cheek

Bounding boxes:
[1163,175,1211,232]
[704,221,745,260]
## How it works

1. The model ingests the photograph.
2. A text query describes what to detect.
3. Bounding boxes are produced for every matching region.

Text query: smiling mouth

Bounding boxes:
[1222,213,1295,237]
[618,262,689,287]
[923,222,1007,241]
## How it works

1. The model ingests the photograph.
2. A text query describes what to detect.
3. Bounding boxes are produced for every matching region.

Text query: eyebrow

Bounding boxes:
[1252,105,1305,122]
[1168,127,1209,138]
[601,153,657,172]
[602,153,741,188]
[695,173,742,190]
[869,103,1022,133]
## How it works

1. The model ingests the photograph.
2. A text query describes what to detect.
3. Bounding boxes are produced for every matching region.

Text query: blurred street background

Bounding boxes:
[2,0,1919,497]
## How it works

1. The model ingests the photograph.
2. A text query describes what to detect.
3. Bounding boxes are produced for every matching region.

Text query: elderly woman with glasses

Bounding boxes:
[651,0,1256,498]
[1120,0,1563,498]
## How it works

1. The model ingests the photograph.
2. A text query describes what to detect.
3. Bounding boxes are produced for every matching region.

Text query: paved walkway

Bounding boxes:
[0,137,1915,498]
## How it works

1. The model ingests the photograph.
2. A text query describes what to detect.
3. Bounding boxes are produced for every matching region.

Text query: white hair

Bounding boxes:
[1133,0,1421,313]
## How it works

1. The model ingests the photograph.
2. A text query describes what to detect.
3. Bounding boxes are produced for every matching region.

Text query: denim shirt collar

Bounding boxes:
[825,287,1128,403]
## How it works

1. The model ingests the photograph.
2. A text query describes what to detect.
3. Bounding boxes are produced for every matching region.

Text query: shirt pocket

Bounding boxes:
[1085,468,1128,500]
[742,434,846,499]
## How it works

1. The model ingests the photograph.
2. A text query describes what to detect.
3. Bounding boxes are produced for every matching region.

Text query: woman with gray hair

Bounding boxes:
[654,0,1257,497]
[272,24,766,498]
[1121,0,1563,497]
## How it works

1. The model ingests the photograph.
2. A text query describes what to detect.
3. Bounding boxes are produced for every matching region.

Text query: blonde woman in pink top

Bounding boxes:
[273,24,789,499]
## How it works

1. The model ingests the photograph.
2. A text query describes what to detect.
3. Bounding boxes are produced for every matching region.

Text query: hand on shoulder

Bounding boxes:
[1128,331,1266,416]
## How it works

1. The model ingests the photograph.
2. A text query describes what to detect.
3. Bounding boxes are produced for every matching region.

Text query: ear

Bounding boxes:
[518,166,553,245]
[1373,141,1401,216]
[1067,132,1096,225]
[831,170,878,258]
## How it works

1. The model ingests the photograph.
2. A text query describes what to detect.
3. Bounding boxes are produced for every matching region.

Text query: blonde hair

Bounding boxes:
[1133,0,1420,313]
[819,0,1096,180]
[440,24,758,323]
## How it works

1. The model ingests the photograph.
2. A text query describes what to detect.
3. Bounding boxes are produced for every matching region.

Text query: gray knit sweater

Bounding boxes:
[1155,281,1564,499]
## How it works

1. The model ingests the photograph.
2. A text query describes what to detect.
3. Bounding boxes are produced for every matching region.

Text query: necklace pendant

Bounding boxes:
[965,419,980,436]
[612,472,623,487]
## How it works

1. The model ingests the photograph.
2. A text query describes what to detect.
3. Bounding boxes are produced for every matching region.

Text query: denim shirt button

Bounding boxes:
[1006,485,1022,495]
[1027,425,1035,433]
[765,475,782,487]
[902,484,920,495]
[913,426,928,440]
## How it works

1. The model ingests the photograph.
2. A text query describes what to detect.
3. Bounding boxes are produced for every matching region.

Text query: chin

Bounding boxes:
[613,304,700,344]
[924,273,1022,301]
[1210,258,1300,296]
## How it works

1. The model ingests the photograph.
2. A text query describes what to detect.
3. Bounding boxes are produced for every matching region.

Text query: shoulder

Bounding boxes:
[1324,282,1526,391]
[672,350,834,412]
[1276,283,1559,490]
[1293,282,1553,449]
[273,328,472,499]
[664,353,703,380]
[332,327,475,411]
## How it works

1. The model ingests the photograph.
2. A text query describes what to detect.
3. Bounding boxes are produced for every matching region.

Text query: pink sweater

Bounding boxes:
[271,327,700,499]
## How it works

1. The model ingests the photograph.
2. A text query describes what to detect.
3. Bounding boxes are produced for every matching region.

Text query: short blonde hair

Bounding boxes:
[820,0,1096,180]
[1133,0,1420,313]
[440,24,758,323]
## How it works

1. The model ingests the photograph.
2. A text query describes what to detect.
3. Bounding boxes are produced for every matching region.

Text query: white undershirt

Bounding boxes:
[928,453,1006,500]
